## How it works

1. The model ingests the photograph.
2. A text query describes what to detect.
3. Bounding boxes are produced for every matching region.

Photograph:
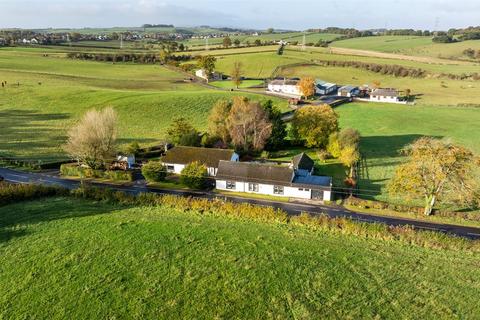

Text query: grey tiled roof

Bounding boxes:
[161,146,235,168]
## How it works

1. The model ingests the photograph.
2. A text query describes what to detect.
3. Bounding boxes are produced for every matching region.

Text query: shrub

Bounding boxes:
[141,161,167,183]
[60,164,133,181]
[0,183,68,206]
[104,170,133,182]
[125,141,141,156]
[180,161,208,189]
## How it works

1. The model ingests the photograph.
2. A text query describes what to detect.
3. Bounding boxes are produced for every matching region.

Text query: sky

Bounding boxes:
[1,0,479,30]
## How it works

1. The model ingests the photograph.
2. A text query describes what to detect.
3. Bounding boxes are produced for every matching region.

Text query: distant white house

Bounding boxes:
[338,85,360,97]
[369,88,401,103]
[195,69,222,82]
[215,153,333,201]
[267,79,302,97]
[117,155,136,169]
[161,146,239,177]
[315,80,337,95]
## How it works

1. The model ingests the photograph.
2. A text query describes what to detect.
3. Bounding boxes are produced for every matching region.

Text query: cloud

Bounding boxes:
[0,0,479,29]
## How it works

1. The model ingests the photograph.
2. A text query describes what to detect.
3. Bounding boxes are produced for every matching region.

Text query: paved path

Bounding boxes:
[2,167,480,239]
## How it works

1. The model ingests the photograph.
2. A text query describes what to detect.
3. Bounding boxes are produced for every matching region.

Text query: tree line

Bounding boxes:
[66,51,192,64]
[286,60,480,81]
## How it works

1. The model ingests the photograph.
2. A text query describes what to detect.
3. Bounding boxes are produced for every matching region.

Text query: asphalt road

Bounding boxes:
[2,167,480,240]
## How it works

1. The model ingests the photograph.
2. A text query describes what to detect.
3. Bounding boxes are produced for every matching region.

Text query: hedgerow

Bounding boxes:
[0,183,68,206]
[60,164,133,182]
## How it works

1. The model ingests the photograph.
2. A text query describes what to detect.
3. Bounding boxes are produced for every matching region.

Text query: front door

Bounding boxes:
[311,190,323,200]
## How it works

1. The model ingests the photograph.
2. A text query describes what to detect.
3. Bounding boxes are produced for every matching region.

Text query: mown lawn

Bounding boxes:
[1,197,479,319]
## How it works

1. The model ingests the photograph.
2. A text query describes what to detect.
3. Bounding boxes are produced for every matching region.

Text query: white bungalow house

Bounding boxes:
[195,69,222,82]
[215,153,333,201]
[337,85,360,97]
[369,88,400,103]
[161,146,239,177]
[315,80,337,95]
[267,79,302,97]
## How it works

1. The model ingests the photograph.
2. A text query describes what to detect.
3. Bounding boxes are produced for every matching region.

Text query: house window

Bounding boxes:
[274,185,284,195]
[298,188,303,191]
[226,181,236,190]
[248,183,259,192]
[166,165,174,172]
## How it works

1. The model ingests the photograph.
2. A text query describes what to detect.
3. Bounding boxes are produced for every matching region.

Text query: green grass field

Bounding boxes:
[181,32,340,48]
[1,197,479,318]
[333,36,433,53]
[209,79,264,89]
[332,36,480,61]
[0,48,287,162]
[335,102,480,203]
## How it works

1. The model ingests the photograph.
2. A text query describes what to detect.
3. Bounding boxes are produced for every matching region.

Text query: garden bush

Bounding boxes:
[60,164,133,181]
[180,161,208,189]
[141,161,167,183]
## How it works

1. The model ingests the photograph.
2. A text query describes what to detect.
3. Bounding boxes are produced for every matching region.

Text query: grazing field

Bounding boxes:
[1,197,479,319]
[0,48,286,162]
[205,47,480,80]
[335,102,480,203]
[209,79,265,89]
[181,32,340,48]
[332,36,433,53]
[285,47,480,75]
[332,36,480,61]
[214,51,306,78]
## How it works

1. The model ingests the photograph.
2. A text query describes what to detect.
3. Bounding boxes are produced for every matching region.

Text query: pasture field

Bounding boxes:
[332,35,480,61]
[0,48,286,162]
[204,47,480,80]
[332,36,434,53]
[335,102,480,203]
[214,51,306,78]
[1,197,479,319]
[285,47,480,75]
[209,79,264,89]
[181,32,340,48]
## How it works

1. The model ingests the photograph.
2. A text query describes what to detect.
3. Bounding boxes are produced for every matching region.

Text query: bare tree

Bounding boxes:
[64,107,117,169]
[227,97,272,152]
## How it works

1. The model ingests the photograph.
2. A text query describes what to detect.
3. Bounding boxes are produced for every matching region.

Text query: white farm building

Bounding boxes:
[267,79,302,97]
[369,88,401,103]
